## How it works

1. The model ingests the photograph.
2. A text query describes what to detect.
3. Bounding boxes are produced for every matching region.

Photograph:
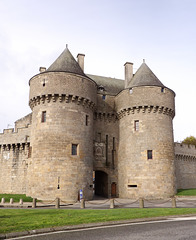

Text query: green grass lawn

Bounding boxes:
[0,194,33,203]
[1,208,196,234]
[177,189,196,196]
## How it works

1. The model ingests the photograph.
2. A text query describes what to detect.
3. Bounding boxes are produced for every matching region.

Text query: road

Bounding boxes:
[9,217,196,240]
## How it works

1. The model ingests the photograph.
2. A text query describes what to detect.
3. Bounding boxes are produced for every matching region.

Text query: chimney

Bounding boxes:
[39,67,46,73]
[77,53,85,72]
[124,62,133,88]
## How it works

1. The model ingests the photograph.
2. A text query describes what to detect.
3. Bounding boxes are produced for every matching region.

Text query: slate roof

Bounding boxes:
[87,74,124,95]
[45,46,124,94]
[127,62,165,88]
[46,46,87,77]
[45,47,164,95]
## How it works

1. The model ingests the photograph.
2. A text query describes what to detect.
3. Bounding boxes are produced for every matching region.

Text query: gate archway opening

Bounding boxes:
[94,171,108,198]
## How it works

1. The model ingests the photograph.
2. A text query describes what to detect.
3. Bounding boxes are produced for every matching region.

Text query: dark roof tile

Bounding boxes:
[87,74,124,95]
[46,47,86,77]
[128,62,165,88]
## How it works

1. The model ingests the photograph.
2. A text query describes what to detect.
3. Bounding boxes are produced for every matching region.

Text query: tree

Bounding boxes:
[182,136,196,147]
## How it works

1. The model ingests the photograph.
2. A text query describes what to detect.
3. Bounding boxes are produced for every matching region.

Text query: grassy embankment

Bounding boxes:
[1,208,196,234]
[0,190,196,234]
[176,189,196,196]
[0,194,33,202]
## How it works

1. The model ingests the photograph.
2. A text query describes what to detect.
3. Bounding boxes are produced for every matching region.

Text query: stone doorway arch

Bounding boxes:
[94,171,108,198]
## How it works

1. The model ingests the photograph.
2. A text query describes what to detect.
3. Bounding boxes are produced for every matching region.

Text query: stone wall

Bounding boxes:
[0,123,31,193]
[0,124,31,194]
[174,143,196,189]
[0,143,29,194]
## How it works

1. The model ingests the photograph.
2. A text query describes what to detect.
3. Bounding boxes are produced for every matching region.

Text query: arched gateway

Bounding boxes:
[94,171,108,198]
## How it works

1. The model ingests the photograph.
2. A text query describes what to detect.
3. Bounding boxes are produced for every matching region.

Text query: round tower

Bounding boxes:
[27,46,97,201]
[116,62,176,199]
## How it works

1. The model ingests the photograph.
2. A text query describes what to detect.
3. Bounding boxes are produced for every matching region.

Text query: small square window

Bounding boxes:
[147,150,153,160]
[41,111,46,122]
[134,120,139,131]
[72,144,78,155]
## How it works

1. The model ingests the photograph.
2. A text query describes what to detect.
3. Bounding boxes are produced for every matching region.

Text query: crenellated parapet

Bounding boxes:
[94,112,118,122]
[175,142,196,161]
[117,105,175,119]
[0,125,31,145]
[15,113,32,130]
[29,94,96,111]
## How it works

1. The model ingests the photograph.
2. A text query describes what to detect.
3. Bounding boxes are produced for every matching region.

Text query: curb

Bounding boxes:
[1,214,196,239]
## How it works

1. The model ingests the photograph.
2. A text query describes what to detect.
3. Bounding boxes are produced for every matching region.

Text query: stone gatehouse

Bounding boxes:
[0,46,196,200]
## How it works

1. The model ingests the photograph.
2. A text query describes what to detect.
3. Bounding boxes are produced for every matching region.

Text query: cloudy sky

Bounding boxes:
[0,0,196,142]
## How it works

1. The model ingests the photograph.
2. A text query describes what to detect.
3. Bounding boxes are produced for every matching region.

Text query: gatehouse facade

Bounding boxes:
[0,46,196,200]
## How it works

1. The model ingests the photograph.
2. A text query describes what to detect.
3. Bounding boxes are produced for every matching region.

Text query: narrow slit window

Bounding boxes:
[147,150,153,160]
[134,120,139,131]
[113,137,115,150]
[161,87,165,93]
[128,185,137,188]
[112,137,115,169]
[41,111,46,122]
[106,135,108,166]
[28,146,32,158]
[57,177,60,189]
[43,79,46,87]
[86,115,89,126]
[72,144,78,155]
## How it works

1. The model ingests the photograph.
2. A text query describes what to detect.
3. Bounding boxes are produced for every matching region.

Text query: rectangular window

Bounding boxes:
[134,120,139,131]
[128,185,137,188]
[86,115,89,126]
[102,95,106,100]
[147,150,153,160]
[72,144,78,155]
[41,111,46,122]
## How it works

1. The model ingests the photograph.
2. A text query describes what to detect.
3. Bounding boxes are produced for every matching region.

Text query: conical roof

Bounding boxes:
[46,46,86,77]
[127,62,165,88]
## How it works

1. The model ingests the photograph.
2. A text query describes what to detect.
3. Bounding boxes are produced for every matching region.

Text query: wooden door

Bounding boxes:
[111,182,116,197]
